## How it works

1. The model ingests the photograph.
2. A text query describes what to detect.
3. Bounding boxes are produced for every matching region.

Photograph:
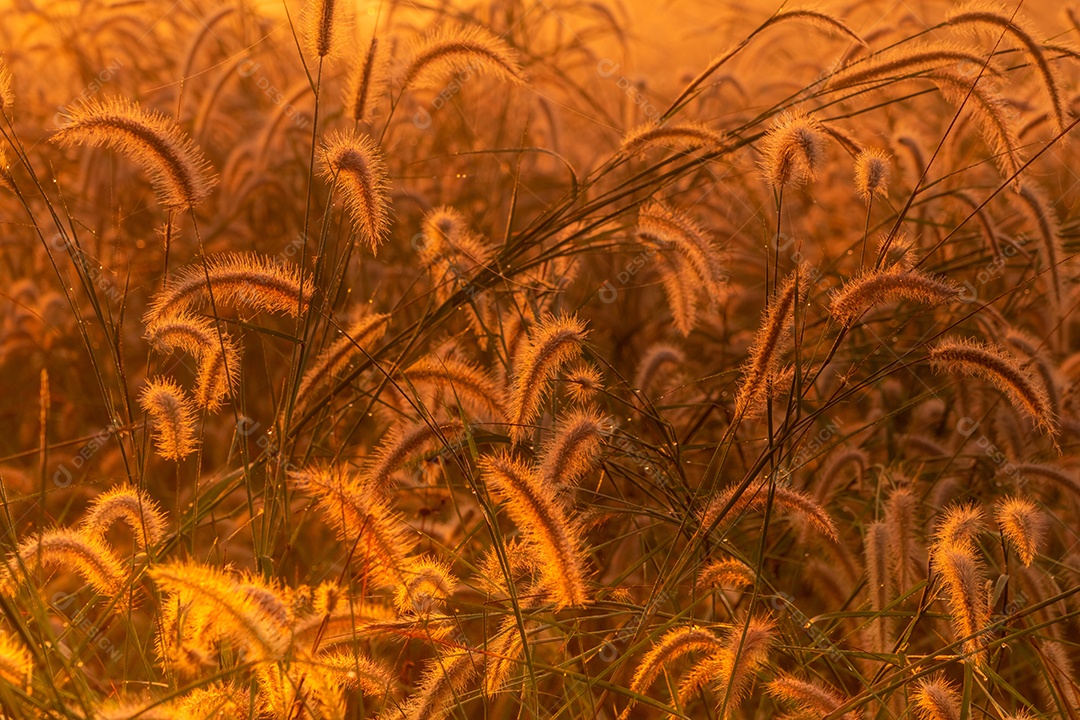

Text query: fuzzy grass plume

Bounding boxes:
[508,314,588,443]
[144,252,312,328]
[479,452,589,608]
[830,265,959,326]
[140,377,198,461]
[52,97,216,209]
[320,130,392,252]
[759,112,827,188]
[402,27,526,90]
[929,338,1057,436]
[2,529,127,597]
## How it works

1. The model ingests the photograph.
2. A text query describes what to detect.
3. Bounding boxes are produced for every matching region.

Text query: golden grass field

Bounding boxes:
[0,0,1078,717]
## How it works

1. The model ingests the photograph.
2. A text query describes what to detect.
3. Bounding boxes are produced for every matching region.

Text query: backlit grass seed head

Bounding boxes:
[934,503,985,553]
[1000,462,1079,496]
[620,120,726,156]
[699,558,756,590]
[929,338,1057,436]
[402,26,525,91]
[389,649,478,720]
[291,464,416,588]
[658,252,698,336]
[763,7,866,46]
[294,311,390,417]
[474,538,536,598]
[630,626,725,695]
[710,616,775,718]
[995,496,1045,566]
[885,487,921,590]
[760,112,826,188]
[144,252,312,328]
[402,356,505,420]
[865,521,892,652]
[0,59,12,109]
[827,43,1001,91]
[946,2,1067,133]
[361,419,465,493]
[80,485,168,551]
[145,312,217,358]
[480,452,589,608]
[150,562,290,662]
[195,333,240,411]
[767,675,855,719]
[0,632,30,689]
[564,363,603,403]
[703,481,839,541]
[637,201,727,300]
[913,677,962,720]
[238,576,293,631]
[634,343,683,394]
[416,207,494,301]
[174,684,251,719]
[140,377,198,461]
[51,97,216,209]
[538,408,607,490]
[854,148,891,200]
[1002,327,1062,415]
[508,313,588,443]
[421,206,469,255]
[145,312,240,411]
[829,265,959,326]
[935,545,991,661]
[346,36,389,123]
[1038,640,1080,711]
[483,619,529,698]
[735,266,806,417]
[320,130,392,253]
[1014,182,1064,310]
[929,70,1023,180]
[258,663,347,718]
[394,557,458,615]
[2,528,127,597]
[300,0,351,59]
[316,650,395,697]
